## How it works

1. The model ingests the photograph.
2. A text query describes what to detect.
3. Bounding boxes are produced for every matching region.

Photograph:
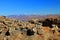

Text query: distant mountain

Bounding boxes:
[7,15,43,21]
[7,14,60,21]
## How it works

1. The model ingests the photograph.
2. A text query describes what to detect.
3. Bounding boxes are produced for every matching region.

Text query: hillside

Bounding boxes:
[0,16,60,40]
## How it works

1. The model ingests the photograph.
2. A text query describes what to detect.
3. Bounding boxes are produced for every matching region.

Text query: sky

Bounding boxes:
[0,0,60,16]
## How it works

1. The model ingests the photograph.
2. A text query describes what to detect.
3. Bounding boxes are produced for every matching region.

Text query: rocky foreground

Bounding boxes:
[0,16,60,40]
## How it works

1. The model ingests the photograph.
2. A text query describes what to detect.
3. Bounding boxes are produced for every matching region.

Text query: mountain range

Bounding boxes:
[7,14,60,21]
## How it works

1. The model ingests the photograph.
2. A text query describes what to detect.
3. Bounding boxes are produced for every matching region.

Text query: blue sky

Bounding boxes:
[0,0,60,16]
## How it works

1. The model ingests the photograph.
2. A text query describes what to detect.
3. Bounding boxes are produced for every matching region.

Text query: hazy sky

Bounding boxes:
[0,0,60,16]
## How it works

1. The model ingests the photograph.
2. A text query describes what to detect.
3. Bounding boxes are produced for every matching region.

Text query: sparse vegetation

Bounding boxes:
[0,16,60,40]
